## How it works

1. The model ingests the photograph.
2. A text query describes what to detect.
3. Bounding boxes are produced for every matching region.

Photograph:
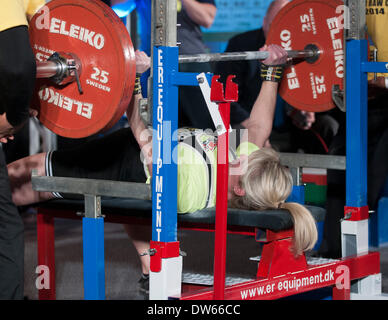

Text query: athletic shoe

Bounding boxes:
[138,273,149,295]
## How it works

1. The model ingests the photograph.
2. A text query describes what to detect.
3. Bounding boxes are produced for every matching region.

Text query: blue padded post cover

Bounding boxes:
[83,217,105,300]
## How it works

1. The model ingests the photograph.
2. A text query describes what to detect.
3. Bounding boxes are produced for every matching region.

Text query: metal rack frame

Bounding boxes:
[31,0,388,300]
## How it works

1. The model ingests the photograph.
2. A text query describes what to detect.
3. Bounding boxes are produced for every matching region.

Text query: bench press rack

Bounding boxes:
[31,152,381,300]
[31,0,388,300]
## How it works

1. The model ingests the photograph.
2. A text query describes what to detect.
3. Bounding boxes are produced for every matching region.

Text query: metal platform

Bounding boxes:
[182,256,340,286]
[182,272,253,286]
[249,255,339,266]
[182,256,339,286]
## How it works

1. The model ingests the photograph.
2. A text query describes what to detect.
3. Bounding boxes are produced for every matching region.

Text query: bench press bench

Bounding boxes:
[32,153,383,300]
[35,197,326,300]
[38,198,326,230]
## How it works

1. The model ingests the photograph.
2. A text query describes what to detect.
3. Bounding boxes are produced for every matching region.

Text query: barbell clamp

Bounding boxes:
[47,52,83,92]
[68,64,84,94]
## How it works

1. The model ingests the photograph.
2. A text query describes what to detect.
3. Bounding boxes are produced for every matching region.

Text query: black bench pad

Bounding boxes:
[37,198,325,232]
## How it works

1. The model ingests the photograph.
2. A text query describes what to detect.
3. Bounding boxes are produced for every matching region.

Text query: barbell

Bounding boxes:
[30,0,344,138]
[177,47,320,64]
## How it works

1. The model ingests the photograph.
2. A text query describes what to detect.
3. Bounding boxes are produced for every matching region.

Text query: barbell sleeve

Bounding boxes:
[36,60,60,78]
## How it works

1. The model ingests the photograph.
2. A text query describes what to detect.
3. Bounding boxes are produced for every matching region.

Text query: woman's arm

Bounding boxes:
[181,0,217,28]
[242,81,279,148]
[126,50,150,146]
[242,44,288,148]
[126,50,153,172]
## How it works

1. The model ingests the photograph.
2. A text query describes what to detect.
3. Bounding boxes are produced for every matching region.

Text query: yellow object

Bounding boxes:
[177,142,211,213]
[0,0,28,31]
[24,0,45,17]
[145,131,260,213]
[366,1,388,78]
[236,141,259,158]
[0,0,45,31]
[177,132,260,213]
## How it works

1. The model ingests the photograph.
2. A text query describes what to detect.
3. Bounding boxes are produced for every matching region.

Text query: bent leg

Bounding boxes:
[123,224,151,275]
[7,152,54,206]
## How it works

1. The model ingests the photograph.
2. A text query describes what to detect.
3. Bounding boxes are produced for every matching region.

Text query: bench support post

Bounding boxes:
[82,194,105,300]
[82,217,105,300]
[37,211,56,300]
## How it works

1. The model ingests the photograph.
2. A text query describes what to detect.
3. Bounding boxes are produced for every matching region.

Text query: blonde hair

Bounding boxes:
[230,148,318,256]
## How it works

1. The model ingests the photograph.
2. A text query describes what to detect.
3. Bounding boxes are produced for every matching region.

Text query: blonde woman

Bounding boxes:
[7,46,317,293]
[230,147,317,256]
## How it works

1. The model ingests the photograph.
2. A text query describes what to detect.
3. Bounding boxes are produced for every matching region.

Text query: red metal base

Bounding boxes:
[255,229,307,278]
[35,207,257,300]
[150,241,180,273]
[179,228,380,300]
[179,251,380,300]
[257,238,307,279]
[344,205,369,221]
[35,207,381,301]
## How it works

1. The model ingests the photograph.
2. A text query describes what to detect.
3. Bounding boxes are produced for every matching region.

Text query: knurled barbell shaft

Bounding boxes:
[178,49,318,64]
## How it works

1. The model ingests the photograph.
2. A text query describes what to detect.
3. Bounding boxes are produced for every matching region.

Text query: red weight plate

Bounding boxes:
[29,0,135,138]
[267,0,344,112]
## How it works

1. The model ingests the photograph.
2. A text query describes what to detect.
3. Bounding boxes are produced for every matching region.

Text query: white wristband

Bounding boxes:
[385,77,388,89]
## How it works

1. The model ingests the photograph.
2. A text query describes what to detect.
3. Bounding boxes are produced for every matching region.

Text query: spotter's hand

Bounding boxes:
[0,135,14,144]
[135,50,151,74]
[260,44,288,66]
[0,109,38,143]
[294,111,315,130]
[0,113,15,142]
